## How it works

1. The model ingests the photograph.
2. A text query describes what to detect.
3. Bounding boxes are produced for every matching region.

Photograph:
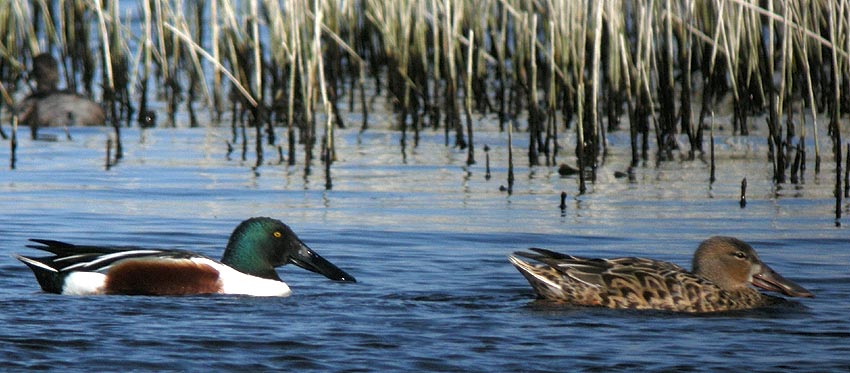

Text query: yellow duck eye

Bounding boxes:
[273,231,282,238]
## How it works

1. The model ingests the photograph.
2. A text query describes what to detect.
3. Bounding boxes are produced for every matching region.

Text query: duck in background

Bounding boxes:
[15,53,105,140]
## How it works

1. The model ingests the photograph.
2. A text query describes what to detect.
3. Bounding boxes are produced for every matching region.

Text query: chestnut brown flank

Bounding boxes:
[105,260,223,295]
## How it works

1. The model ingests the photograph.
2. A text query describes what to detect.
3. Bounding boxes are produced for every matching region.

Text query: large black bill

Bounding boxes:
[290,243,357,282]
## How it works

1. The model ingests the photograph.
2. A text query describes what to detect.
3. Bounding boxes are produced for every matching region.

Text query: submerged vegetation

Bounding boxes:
[0,0,848,220]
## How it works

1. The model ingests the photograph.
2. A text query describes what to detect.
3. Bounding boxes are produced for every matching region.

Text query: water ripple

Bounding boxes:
[2,127,848,370]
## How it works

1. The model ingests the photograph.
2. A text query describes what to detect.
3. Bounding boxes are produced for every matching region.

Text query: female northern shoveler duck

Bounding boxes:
[15,217,355,296]
[509,236,813,312]
[16,53,105,139]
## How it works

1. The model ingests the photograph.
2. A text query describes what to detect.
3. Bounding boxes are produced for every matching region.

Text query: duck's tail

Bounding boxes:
[509,254,564,298]
[14,254,63,294]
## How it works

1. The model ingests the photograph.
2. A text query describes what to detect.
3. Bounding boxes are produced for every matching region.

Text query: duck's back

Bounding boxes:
[17,92,105,127]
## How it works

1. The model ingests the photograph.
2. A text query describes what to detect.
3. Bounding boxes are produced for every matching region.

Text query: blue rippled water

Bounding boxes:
[0,126,848,371]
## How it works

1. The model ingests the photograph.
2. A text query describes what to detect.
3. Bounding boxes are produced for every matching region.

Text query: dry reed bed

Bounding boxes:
[0,0,848,220]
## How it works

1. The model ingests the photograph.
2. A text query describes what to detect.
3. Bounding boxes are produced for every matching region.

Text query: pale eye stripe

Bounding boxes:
[63,250,163,271]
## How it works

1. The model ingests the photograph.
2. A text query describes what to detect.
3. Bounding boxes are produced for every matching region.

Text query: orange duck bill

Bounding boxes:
[752,263,813,298]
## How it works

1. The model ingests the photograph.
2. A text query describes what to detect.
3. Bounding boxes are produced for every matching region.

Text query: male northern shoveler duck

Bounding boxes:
[15,217,355,296]
[16,53,105,139]
[509,236,813,312]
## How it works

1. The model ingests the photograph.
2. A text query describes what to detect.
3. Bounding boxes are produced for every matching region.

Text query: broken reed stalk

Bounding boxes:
[759,0,783,184]
[112,118,123,161]
[494,3,507,132]
[465,29,475,166]
[323,103,333,190]
[573,1,591,195]
[314,0,334,189]
[137,0,152,127]
[445,0,464,149]
[618,33,638,167]
[798,12,821,174]
[10,116,17,170]
[559,191,567,211]
[251,0,262,119]
[828,0,843,225]
[507,119,514,194]
[658,0,675,158]
[301,14,316,176]
[835,137,843,225]
[484,144,491,180]
[287,0,305,167]
[254,113,264,169]
[429,0,441,135]
[250,0,264,170]
[709,112,715,184]
[833,123,843,225]
[777,2,792,164]
[95,0,123,160]
[286,49,298,166]
[105,137,112,170]
[589,0,603,166]
[93,0,114,94]
[844,144,850,198]
[679,0,696,156]
[528,14,539,166]
[546,21,557,166]
[240,118,248,161]
[210,0,222,118]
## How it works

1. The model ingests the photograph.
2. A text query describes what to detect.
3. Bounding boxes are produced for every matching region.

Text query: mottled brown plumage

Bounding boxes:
[509,236,813,312]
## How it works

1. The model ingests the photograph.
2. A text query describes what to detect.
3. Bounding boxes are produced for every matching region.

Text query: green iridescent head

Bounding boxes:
[220,217,356,282]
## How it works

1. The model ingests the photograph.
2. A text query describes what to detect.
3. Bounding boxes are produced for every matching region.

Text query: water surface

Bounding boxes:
[0,124,847,371]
